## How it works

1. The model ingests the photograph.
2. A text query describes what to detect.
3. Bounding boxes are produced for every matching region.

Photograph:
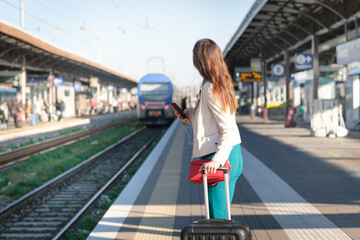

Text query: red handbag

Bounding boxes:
[188,159,231,185]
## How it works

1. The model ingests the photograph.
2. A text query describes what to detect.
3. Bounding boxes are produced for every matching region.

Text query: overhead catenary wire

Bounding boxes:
[0,0,88,44]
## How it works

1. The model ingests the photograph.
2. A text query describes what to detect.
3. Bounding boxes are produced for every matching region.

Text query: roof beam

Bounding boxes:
[283,6,328,30]
[313,1,345,20]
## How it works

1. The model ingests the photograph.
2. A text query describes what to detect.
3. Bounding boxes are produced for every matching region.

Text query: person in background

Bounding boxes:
[35,98,42,123]
[10,99,20,128]
[90,98,97,115]
[58,99,65,121]
[0,104,4,129]
[43,99,51,122]
[55,99,60,120]
[75,98,80,117]
[25,98,31,123]
[181,97,187,110]
[0,101,9,129]
[98,100,104,114]
[30,100,37,125]
[117,99,121,112]
[112,99,118,112]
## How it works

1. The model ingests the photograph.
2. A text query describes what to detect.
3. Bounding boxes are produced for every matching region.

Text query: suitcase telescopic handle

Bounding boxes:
[202,167,231,220]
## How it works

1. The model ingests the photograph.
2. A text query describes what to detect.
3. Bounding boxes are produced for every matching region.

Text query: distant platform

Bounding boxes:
[0,111,136,149]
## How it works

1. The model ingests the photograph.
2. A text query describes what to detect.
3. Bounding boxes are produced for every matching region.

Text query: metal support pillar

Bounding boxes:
[48,69,54,120]
[262,60,268,122]
[285,50,290,127]
[256,81,260,115]
[21,56,26,108]
[107,87,109,104]
[250,82,255,118]
[312,35,319,100]
[114,87,117,100]
[355,18,359,38]
[344,23,349,41]
[96,84,100,103]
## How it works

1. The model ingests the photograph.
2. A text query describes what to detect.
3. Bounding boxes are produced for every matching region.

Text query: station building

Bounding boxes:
[0,20,137,119]
[225,0,360,131]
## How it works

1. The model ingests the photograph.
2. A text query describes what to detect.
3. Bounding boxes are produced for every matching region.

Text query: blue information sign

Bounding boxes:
[74,82,82,92]
[108,85,114,92]
[27,78,44,83]
[54,77,63,87]
[295,53,313,71]
[271,63,285,78]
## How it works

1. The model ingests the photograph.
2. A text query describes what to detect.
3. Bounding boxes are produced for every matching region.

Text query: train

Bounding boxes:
[137,73,177,125]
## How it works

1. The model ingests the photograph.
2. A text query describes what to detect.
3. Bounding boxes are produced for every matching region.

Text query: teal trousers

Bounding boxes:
[195,144,243,219]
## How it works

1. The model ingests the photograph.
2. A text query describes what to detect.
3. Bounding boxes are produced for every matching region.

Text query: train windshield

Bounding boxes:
[140,83,169,101]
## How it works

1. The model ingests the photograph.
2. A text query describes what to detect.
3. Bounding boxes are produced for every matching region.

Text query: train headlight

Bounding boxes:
[164,105,169,110]
[141,105,146,110]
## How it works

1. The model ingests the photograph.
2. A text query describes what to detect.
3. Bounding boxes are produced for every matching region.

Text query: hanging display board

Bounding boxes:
[240,72,262,82]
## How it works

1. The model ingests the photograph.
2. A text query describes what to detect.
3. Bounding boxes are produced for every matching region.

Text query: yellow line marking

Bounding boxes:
[133,126,184,240]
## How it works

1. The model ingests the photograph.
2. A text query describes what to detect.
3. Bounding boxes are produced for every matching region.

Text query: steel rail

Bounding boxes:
[52,130,161,240]
[0,126,145,225]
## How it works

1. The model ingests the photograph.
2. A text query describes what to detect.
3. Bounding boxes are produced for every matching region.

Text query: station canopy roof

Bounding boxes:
[0,20,137,88]
[224,0,360,70]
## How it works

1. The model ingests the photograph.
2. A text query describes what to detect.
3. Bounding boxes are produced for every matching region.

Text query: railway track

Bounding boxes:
[0,117,137,169]
[0,126,164,240]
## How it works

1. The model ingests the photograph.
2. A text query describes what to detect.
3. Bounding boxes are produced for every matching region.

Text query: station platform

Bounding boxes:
[0,111,136,149]
[88,115,360,240]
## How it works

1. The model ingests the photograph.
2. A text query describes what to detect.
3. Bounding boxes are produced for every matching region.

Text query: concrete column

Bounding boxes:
[262,60,268,122]
[250,82,255,118]
[251,82,254,104]
[344,23,349,41]
[21,56,26,108]
[285,50,290,127]
[107,87,109,104]
[96,84,100,103]
[312,35,319,100]
[48,70,54,106]
[114,87,117,100]
[355,18,359,38]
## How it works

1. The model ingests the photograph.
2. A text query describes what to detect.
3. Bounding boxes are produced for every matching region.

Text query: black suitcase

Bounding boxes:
[181,167,252,240]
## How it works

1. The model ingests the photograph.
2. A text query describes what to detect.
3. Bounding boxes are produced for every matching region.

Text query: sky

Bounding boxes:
[0,0,255,89]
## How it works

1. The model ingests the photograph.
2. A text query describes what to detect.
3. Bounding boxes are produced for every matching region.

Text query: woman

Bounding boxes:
[176,38,242,219]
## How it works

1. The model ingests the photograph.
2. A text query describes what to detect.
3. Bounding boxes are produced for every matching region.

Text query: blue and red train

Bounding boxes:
[137,73,177,125]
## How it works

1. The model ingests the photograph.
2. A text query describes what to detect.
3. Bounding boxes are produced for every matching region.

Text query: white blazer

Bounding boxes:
[191,81,241,166]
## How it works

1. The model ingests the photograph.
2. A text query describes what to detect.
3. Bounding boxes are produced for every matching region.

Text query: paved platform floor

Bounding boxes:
[88,115,360,240]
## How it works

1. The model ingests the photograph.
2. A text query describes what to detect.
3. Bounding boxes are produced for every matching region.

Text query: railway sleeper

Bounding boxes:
[4,226,58,232]
[0,232,53,239]
[11,221,63,227]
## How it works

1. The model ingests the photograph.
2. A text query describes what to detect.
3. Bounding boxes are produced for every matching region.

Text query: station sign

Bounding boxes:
[250,58,261,72]
[53,77,63,87]
[271,63,285,78]
[108,85,114,92]
[74,82,82,92]
[240,72,262,82]
[27,78,44,84]
[90,77,99,87]
[295,53,312,71]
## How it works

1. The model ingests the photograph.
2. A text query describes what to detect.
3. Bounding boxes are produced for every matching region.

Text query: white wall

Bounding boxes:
[57,85,75,117]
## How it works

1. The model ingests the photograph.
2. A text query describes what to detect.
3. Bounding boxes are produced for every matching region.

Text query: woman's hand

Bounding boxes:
[200,160,221,174]
[175,108,192,124]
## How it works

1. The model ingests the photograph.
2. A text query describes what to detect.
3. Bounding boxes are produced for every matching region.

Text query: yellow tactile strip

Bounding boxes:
[132,125,185,240]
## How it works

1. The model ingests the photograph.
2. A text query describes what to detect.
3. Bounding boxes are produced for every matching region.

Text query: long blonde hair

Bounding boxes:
[193,38,238,114]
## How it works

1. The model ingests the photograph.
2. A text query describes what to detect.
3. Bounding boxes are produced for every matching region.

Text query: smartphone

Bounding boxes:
[170,103,188,119]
